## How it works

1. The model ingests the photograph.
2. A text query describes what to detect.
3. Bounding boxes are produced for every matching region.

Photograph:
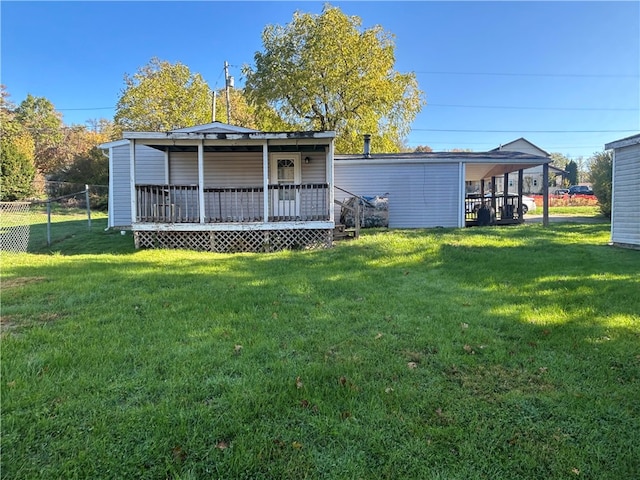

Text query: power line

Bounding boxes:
[417,141,606,149]
[415,70,639,78]
[411,128,638,133]
[54,107,113,111]
[54,103,638,113]
[427,103,638,112]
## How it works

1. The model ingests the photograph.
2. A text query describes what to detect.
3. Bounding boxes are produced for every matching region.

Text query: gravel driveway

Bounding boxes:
[525,214,609,224]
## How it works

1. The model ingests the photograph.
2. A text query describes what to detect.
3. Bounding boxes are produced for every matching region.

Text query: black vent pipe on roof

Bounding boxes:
[363,134,371,158]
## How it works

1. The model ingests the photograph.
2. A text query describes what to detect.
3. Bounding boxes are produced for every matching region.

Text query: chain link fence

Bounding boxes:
[0,202,33,252]
[1,183,108,253]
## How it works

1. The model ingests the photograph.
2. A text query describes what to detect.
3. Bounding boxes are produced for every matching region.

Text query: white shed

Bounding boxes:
[604,133,640,249]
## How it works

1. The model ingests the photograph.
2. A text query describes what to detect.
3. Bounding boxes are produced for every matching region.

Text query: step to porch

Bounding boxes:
[333,224,357,241]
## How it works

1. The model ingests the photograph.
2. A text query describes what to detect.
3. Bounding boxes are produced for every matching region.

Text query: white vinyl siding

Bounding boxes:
[205,152,263,186]
[300,153,327,184]
[110,144,131,227]
[334,161,461,228]
[611,144,640,246]
[168,151,327,186]
[110,144,164,227]
[135,146,165,184]
[169,152,198,185]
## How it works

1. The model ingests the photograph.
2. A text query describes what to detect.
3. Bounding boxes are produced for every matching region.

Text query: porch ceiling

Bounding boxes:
[146,144,328,153]
[465,162,543,181]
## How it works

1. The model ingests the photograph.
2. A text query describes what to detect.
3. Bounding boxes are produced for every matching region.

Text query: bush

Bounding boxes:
[589,151,612,218]
[0,137,35,201]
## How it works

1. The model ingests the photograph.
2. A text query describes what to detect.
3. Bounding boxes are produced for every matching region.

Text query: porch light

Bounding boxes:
[304,156,311,164]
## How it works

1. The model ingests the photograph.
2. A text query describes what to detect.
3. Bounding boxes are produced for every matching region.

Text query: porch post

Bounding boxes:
[164,148,170,184]
[262,141,269,222]
[198,140,205,223]
[327,142,334,222]
[129,139,136,224]
[542,162,549,227]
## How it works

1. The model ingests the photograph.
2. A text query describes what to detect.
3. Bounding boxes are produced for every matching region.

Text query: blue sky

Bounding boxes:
[2,1,638,158]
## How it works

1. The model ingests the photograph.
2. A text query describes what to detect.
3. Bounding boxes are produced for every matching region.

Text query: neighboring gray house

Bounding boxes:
[489,138,565,194]
[99,122,336,252]
[334,138,552,228]
[604,133,640,249]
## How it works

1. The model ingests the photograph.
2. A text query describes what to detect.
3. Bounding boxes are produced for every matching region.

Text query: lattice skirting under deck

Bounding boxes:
[134,229,333,253]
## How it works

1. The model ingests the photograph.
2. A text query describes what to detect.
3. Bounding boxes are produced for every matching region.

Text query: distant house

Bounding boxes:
[490,138,566,194]
[99,122,336,252]
[604,133,640,249]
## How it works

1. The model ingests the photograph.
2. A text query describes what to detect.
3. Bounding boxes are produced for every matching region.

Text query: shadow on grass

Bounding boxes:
[26,218,135,255]
[3,221,639,479]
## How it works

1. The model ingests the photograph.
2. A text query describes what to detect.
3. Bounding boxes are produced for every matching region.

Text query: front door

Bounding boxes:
[270,153,301,218]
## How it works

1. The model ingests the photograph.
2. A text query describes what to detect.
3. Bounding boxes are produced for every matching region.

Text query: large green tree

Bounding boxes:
[1,86,36,200]
[14,94,64,174]
[589,151,613,218]
[565,160,579,186]
[0,137,36,201]
[243,4,425,153]
[212,88,288,131]
[115,58,213,132]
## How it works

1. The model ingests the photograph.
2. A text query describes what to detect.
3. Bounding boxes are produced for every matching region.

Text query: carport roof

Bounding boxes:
[335,150,551,180]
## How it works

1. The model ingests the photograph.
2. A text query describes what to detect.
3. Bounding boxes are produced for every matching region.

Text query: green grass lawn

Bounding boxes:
[546,206,602,216]
[2,220,639,479]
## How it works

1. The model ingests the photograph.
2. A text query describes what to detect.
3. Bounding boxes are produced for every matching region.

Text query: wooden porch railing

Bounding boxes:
[465,194,523,225]
[268,183,330,221]
[136,185,199,223]
[135,183,330,223]
[204,187,264,223]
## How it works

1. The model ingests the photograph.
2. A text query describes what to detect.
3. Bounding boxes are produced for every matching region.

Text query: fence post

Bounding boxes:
[85,184,92,229]
[47,200,52,246]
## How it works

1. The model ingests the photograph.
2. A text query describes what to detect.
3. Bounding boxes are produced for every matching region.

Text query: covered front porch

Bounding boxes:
[123,124,336,252]
[135,183,330,224]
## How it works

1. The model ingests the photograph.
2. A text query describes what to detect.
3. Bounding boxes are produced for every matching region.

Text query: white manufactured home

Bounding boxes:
[101,123,553,252]
[605,133,640,249]
[100,123,336,252]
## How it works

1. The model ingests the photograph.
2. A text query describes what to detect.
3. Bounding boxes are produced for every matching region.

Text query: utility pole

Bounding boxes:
[224,61,233,124]
[212,90,217,122]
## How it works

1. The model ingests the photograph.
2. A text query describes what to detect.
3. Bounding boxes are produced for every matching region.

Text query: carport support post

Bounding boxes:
[490,176,496,211]
[517,169,524,221]
[503,173,509,218]
[543,163,549,227]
